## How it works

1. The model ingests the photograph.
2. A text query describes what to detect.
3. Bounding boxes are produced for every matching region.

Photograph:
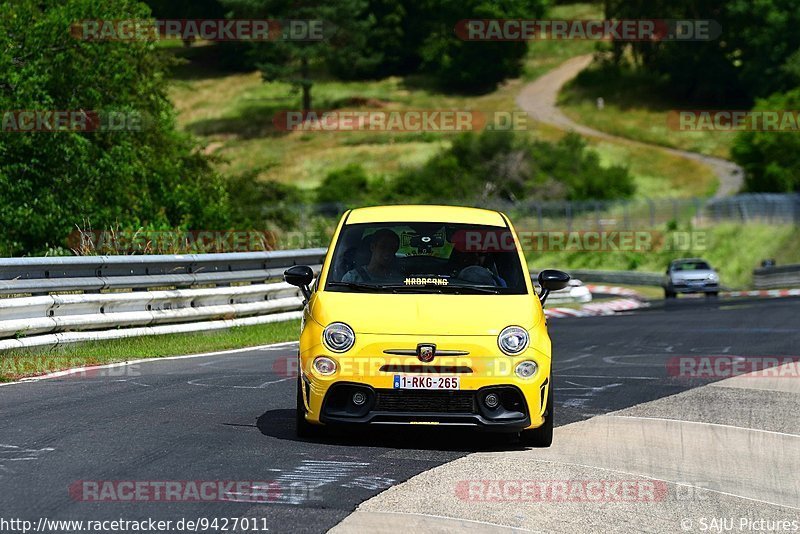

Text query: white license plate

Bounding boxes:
[393,375,460,390]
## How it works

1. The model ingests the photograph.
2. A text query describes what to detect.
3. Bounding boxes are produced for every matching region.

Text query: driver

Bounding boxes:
[452,250,507,287]
[342,229,402,283]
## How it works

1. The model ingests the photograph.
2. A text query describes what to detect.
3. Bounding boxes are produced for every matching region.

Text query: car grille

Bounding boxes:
[374,390,475,413]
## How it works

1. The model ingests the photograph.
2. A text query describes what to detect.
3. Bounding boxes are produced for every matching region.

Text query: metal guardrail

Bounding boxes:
[0,249,327,295]
[753,264,800,289]
[0,249,327,351]
[558,269,663,287]
[10,246,793,352]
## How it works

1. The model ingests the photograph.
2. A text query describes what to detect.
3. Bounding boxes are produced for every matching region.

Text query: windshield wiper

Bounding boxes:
[328,281,393,292]
[439,284,500,294]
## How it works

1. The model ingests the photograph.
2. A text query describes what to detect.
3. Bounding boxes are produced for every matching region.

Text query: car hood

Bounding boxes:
[310,291,541,336]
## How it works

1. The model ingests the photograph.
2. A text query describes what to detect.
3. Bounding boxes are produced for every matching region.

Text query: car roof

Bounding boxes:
[346,205,508,227]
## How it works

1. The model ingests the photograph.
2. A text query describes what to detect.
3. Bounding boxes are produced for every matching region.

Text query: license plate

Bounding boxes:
[393,375,460,390]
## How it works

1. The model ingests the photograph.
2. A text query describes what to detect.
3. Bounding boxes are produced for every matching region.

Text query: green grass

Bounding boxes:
[168,62,525,187]
[0,320,300,382]
[522,2,604,81]
[527,224,800,289]
[558,64,734,160]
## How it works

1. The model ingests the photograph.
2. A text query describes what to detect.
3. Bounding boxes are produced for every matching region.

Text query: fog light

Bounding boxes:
[313,356,337,376]
[484,393,500,409]
[352,392,367,406]
[515,360,538,379]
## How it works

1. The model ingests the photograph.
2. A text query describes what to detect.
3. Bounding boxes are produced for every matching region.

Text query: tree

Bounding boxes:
[0,0,230,256]
[731,89,800,193]
[142,0,226,45]
[418,0,546,93]
[222,0,375,110]
[605,0,800,103]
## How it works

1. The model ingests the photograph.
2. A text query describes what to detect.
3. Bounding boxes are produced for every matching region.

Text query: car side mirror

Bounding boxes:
[284,265,314,302]
[537,269,570,306]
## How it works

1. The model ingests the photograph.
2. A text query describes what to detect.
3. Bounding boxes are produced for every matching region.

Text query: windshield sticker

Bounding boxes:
[404,277,449,286]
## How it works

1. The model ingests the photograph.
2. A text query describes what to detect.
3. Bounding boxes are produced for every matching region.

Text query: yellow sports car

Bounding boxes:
[284,205,569,446]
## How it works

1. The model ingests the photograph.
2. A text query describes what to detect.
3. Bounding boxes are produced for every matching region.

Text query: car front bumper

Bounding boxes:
[312,381,536,431]
[299,353,550,431]
[670,282,719,294]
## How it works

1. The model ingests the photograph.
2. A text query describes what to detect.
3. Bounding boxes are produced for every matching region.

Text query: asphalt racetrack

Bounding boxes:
[1,295,799,533]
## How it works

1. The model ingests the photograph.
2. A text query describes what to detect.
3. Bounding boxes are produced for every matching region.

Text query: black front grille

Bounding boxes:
[374,390,475,413]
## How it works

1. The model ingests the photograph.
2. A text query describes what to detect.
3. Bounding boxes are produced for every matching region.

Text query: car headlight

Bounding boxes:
[515,360,538,379]
[708,273,719,281]
[498,326,529,355]
[322,322,355,353]
[313,356,337,375]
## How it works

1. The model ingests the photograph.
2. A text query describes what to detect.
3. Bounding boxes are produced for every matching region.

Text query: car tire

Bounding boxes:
[520,380,553,448]
[296,377,322,439]
[706,292,719,298]
[664,289,676,299]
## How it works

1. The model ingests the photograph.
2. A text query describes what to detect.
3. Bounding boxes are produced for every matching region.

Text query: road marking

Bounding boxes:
[187,375,293,390]
[607,414,800,438]
[0,341,299,387]
[0,444,56,477]
[245,460,375,505]
[338,511,539,533]
[560,353,594,364]
[561,383,622,408]
[558,374,661,380]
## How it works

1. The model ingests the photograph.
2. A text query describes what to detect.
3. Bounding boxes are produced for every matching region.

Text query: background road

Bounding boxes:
[516,54,744,198]
[1,296,799,533]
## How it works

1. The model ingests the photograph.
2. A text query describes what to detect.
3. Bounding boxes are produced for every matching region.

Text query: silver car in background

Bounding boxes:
[664,258,720,298]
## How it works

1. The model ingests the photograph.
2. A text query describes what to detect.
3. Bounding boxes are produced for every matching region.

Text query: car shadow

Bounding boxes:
[256,409,526,452]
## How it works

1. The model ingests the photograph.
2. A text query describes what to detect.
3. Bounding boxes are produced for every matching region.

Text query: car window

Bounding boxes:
[672,261,711,271]
[325,222,529,294]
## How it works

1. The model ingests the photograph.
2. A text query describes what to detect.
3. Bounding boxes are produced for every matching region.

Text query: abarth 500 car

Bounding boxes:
[284,205,569,446]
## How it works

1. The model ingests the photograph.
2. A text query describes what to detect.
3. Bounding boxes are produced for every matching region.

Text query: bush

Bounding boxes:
[379,130,635,204]
[227,173,304,230]
[314,164,379,215]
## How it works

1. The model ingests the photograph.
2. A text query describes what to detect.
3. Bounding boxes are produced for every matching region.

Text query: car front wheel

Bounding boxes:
[296,377,322,439]
[520,380,553,447]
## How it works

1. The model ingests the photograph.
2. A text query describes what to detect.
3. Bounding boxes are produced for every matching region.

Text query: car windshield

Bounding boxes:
[325,222,529,294]
[673,261,711,271]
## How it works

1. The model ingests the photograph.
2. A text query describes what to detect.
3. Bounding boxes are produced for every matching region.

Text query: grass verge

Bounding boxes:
[0,320,300,382]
